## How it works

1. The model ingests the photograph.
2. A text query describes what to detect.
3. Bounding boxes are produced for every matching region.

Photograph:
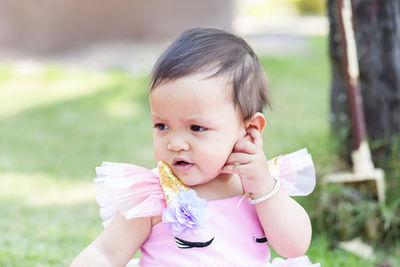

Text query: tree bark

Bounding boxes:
[328,0,400,166]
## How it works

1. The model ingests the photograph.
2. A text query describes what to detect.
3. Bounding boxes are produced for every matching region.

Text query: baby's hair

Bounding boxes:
[149,27,271,121]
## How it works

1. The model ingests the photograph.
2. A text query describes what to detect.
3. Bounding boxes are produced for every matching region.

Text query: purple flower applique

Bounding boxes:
[162,189,209,236]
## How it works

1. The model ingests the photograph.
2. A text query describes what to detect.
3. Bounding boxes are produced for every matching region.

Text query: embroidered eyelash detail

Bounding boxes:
[253,235,268,243]
[174,237,215,249]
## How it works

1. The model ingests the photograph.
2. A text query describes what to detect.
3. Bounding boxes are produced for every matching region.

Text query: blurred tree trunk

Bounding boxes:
[328,0,400,166]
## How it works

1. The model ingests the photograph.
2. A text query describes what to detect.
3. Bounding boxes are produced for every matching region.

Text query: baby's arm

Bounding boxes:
[253,187,311,257]
[71,212,151,267]
[221,127,311,258]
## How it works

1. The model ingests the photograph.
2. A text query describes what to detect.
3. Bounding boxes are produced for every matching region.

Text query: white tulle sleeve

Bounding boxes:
[270,148,316,196]
[94,162,166,227]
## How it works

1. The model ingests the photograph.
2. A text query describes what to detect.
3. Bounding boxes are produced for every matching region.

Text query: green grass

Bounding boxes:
[0,67,152,266]
[0,37,385,266]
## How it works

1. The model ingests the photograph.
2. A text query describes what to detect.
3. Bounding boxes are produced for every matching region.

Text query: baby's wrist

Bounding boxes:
[248,174,280,203]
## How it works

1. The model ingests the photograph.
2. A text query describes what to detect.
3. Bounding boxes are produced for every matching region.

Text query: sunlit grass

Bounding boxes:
[0,66,155,266]
[0,174,100,266]
[1,173,94,207]
[0,68,154,180]
[0,65,113,118]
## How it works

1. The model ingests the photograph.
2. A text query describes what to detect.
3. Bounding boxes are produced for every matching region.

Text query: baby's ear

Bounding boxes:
[245,112,266,134]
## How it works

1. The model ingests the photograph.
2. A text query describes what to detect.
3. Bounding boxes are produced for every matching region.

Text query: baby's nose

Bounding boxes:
[167,137,190,152]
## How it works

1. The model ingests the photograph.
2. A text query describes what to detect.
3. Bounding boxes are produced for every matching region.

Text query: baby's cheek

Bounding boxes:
[153,139,165,161]
[203,143,232,167]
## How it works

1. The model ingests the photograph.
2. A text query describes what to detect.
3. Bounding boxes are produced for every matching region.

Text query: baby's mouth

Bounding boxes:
[172,159,194,172]
[174,160,191,166]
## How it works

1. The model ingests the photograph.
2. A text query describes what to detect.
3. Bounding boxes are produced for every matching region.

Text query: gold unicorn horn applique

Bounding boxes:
[158,161,190,205]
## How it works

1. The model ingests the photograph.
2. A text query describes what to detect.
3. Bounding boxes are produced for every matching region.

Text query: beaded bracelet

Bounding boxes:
[249,175,280,204]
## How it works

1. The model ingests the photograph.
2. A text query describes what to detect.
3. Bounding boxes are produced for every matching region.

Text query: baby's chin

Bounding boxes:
[181,173,218,187]
[200,171,230,183]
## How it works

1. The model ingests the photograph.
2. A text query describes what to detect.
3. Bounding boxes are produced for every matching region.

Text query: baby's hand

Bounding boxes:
[220,128,275,199]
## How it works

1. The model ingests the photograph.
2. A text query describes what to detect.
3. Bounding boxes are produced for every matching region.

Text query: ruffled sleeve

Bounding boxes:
[94,148,315,227]
[94,162,166,227]
[270,148,316,196]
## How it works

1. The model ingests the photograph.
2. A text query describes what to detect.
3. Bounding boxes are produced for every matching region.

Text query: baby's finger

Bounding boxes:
[246,128,263,149]
[233,138,258,154]
[225,152,252,165]
[220,161,250,175]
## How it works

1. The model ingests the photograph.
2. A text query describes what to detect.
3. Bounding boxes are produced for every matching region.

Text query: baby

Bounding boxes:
[71,28,319,266]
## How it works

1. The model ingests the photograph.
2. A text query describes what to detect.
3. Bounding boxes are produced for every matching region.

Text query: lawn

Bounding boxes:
[0,36,377,266]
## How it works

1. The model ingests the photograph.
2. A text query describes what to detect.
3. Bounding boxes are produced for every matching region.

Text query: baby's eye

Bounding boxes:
[154,123,168,131]
[190,125,207,132]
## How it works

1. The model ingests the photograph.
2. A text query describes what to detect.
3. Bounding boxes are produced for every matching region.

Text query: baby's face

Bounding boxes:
[149,73,246,186]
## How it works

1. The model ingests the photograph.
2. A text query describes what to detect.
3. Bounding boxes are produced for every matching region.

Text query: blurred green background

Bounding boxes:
[1,0,399,266]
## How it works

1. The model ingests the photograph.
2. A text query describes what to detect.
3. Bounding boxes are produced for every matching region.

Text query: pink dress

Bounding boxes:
[94,149,320,267]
